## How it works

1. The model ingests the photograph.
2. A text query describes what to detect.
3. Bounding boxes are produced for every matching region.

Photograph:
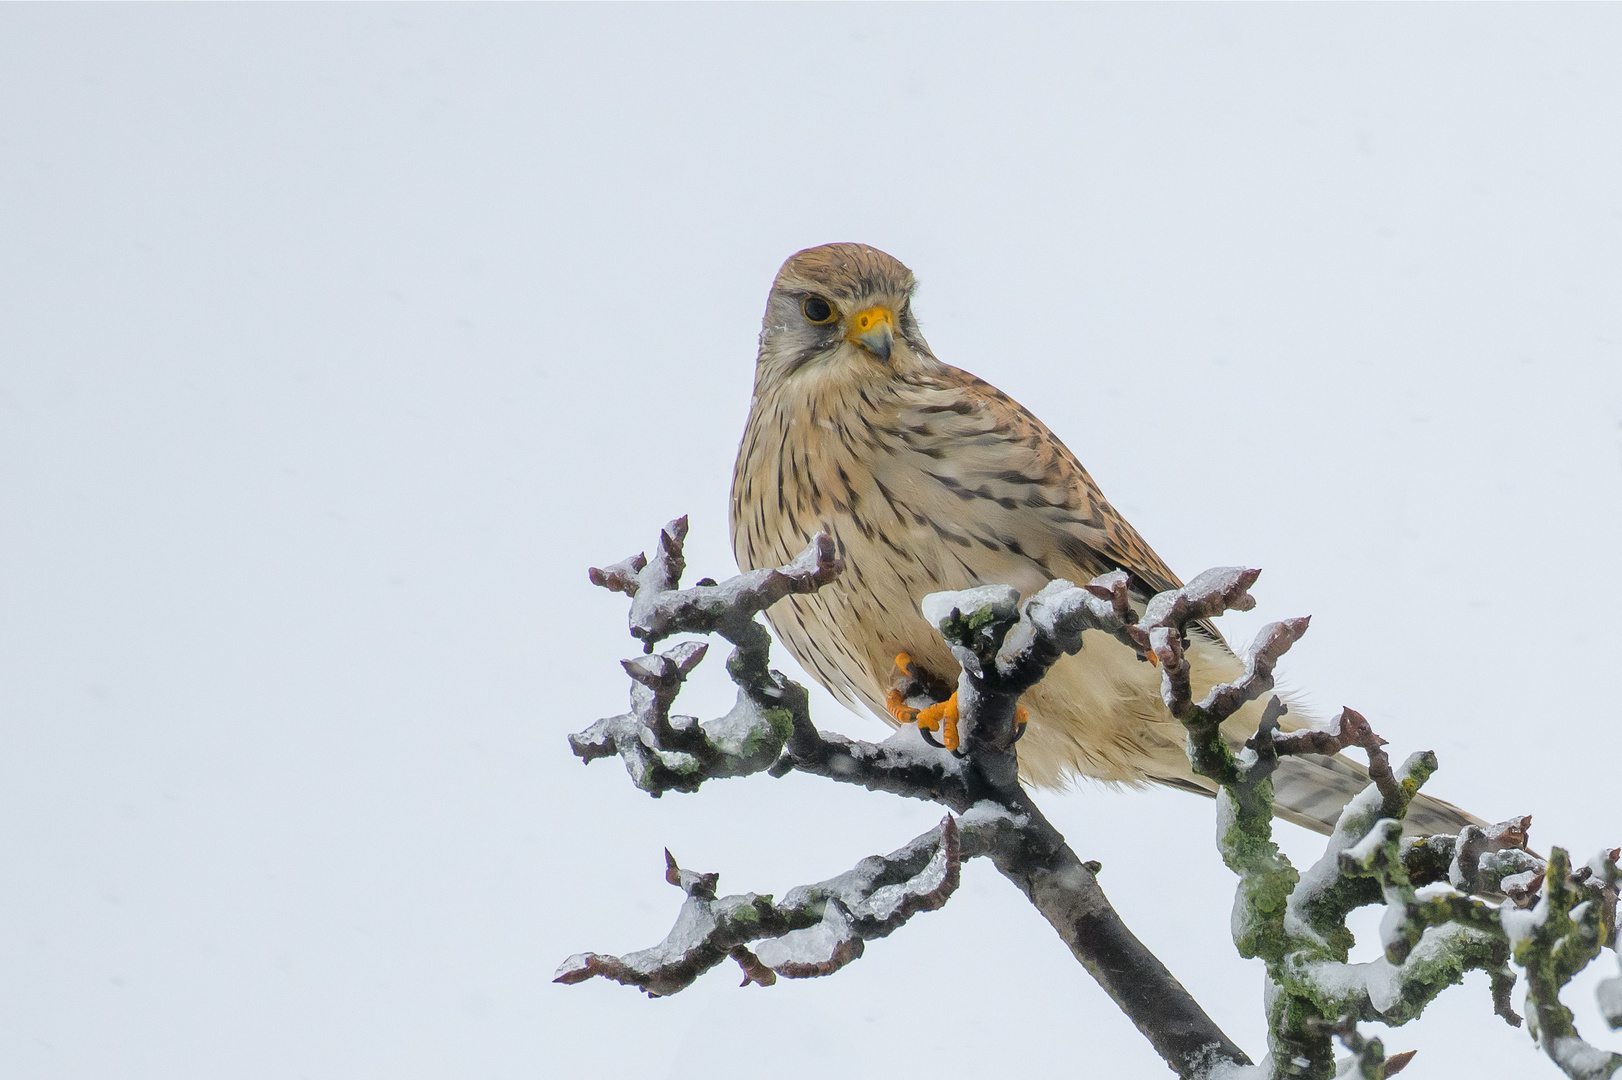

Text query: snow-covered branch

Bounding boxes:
[573,518,968,802]
[588,514,840,653]
[1115,571,1622,1079]
[563,517,1620,1080]
[566,518,1252,1077]
[555,816,960,995]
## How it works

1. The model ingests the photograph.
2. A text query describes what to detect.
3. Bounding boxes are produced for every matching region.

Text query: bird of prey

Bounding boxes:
[729,242,1478,836]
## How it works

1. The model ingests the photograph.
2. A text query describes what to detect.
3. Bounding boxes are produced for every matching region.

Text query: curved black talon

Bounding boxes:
[919,726,945,750]
[1011,721,1029,745]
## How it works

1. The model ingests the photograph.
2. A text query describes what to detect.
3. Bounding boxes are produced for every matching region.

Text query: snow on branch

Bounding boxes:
[566,519,1252,1078]
[565,517,1620,1080]
[554,816,960,996]
[918,567,1301,784]
[572,517,969,801]
[902,567,1621,1079]
[1102,569,1622,1078]
[588,515,840,652]
[571,517,839,795]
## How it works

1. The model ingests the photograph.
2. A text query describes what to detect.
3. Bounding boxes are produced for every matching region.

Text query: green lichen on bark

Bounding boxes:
[1509,849,1622,1078]
[1184,690,1618,1078]
[1216,782,1298,963]
[575,520,1619,1079]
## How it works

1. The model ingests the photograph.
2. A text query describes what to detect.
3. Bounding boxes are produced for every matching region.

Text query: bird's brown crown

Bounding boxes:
[772,243,916,304]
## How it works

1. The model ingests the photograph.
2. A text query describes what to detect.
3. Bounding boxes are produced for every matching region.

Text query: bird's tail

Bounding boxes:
[1178,644,1482,836]
[1269,752,1483,837]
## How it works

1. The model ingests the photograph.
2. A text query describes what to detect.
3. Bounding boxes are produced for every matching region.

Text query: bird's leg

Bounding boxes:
[884,652,922,725]
[885,652,961,749]
[917,694,960,751]
[919,699,1030,753]
[883,688,918,725]
[886,654,1031,753]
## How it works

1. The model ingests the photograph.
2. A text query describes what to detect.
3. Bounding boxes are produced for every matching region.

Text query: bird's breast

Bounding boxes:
[730,382,1048,718]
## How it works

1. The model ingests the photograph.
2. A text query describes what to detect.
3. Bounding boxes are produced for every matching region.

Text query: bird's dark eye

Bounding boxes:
[802,296,836,324]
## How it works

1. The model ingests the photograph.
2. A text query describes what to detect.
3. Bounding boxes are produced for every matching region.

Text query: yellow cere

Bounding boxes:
[850,305,895,332]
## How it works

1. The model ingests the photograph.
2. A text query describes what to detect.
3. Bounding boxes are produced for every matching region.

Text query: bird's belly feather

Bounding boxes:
[759,511,1252,791]
[731,386,1254,791]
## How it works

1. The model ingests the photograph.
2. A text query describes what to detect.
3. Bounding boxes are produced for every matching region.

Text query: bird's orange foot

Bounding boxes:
[885,654,922,725]
[1012,704,1030,743]
[917,693,961,752]
[887,653,964,750]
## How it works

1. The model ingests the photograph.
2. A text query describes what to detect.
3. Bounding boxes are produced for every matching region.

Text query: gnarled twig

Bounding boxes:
[565,517,1620,1080]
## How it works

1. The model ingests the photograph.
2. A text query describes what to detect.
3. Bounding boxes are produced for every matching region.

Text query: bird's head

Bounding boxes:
[754,243,938,391]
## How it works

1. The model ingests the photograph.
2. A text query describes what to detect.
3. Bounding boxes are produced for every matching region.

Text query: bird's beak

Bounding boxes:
[846,305,895,362]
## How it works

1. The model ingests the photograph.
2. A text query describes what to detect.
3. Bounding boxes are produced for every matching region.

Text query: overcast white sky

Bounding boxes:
[2,5,1619,1078]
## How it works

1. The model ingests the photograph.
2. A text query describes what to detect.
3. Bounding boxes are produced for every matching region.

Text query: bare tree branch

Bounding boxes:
[1115,556,1622,1079]
[555,817,960,996]
[564,516,1621,1080]
[567,519,1252,1076]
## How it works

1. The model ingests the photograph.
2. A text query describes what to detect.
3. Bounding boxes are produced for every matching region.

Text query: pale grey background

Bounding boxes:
[1,5,1618,1078]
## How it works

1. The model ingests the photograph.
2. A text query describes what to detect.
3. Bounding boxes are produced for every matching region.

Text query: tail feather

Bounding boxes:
[1269,753,1483,837]
[1150,752,1483,837]
[1171,642,1482,836]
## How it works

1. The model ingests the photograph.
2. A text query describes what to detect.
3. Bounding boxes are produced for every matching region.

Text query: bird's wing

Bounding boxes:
[888,364,1187,601]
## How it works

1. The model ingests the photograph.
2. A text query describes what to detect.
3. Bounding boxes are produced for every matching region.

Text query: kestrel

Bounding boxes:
[730,242,1478,836]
